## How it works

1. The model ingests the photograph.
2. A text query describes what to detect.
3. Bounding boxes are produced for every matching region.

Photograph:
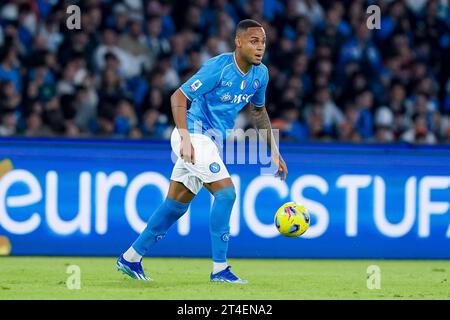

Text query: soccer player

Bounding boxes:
[117,19,288,283]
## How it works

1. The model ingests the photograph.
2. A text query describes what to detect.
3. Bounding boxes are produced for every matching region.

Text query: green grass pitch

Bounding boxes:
[0,257,449,300]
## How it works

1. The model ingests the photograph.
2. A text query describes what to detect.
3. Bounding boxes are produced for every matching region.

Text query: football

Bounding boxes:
[274,202,310,237]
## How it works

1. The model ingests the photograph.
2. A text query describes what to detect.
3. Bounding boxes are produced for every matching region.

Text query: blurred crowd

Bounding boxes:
[0,0,449,144]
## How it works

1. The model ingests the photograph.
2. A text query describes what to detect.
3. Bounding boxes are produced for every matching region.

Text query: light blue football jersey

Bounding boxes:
[180,52,269,139]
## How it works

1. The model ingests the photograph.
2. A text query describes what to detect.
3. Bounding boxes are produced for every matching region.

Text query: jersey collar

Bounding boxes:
[233,52,252,77]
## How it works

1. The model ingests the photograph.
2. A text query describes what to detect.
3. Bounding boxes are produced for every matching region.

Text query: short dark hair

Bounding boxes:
[236,19,263,35]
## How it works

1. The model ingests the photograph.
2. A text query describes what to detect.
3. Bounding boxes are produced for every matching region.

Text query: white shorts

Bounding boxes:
[170,129,230,194]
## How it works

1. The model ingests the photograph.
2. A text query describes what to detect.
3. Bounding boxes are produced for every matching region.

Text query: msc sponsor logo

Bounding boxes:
[231,94,254,104]
[219,93,254,104]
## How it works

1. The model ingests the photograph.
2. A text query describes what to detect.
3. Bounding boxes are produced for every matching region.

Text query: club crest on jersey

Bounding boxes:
[253,79,260,90]
[240,80,246,90]
[190,79,202,92]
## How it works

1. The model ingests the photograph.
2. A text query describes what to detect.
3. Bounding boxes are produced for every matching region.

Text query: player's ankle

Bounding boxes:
[213,261,228,274]
[123,246,142,263]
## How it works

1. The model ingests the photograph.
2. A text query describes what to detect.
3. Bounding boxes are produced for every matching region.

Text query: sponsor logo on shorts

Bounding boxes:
[209,162,220,173]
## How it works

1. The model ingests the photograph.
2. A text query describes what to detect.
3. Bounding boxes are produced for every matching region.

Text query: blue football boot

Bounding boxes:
[210,266,248,284]
[116,254,152,281]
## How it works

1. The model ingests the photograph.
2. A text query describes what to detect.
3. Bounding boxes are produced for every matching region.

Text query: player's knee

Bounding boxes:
[213,187,236,204]
[210,187,235,230]
[165,197,190,217]
[145,198,189,235]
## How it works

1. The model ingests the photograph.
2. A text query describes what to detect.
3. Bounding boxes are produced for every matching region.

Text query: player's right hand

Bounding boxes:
[274,155,288,181]
[180,139,196,165]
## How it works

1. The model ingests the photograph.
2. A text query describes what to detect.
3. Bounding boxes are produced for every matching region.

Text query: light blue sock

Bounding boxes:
[132,198,190,256]
[210,187,236,263]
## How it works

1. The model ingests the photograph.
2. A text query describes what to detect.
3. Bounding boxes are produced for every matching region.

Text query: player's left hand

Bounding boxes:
[274,156,288,181]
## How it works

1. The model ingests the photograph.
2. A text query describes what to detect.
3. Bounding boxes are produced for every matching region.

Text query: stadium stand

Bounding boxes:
[0,0,448,144]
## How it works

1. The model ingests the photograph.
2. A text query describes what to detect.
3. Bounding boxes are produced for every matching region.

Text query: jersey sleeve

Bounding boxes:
[179,58,223,101]
[250,66,269,108]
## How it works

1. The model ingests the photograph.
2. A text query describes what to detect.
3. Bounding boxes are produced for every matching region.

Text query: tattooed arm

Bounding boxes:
[249,103,288,180]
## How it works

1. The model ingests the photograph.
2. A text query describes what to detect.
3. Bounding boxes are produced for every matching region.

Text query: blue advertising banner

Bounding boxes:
[0,138,449,258]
